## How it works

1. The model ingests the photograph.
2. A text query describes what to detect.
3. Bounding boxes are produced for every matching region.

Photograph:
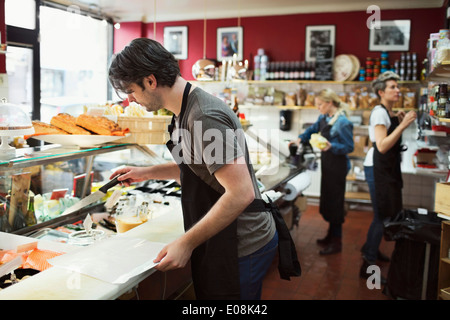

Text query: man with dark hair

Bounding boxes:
[108,38,292,299]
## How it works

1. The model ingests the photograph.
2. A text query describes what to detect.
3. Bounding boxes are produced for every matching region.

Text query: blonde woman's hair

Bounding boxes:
[316,88,349,111]
[316,88,350,125]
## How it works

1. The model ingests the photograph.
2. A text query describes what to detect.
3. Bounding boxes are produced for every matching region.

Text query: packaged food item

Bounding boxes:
[298,88,307,106]
[348,92,358,109]
[393,92,404,109]
[285,92,298,106]
[359,92,369,109]
[310,133,328,150]
[305,91,316,106]
[338,92,348,103]
[368,93,380,109]
[403,92,417,109]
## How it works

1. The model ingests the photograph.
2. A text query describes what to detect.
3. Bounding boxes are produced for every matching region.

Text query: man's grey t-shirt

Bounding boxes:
[171,86,276,257]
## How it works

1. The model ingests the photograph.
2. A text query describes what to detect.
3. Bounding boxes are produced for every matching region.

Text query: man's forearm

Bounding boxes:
[146,162,181,182]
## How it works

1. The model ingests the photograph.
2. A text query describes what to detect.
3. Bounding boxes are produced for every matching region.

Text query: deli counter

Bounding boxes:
[0,141,308,300]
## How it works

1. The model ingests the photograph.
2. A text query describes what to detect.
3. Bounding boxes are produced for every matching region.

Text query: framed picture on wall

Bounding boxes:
[217,26,243,61]
[164,26,188,60]
[369,20,411,51]
[305,25,336,62]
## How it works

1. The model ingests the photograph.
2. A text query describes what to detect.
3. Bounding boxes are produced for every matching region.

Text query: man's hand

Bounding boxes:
[109,166,149,187]
[153,237,194,272]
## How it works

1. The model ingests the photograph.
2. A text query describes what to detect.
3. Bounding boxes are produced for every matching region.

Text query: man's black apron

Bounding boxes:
[373,105,403,220]
[165,82,300,299]
[318,117,347,224]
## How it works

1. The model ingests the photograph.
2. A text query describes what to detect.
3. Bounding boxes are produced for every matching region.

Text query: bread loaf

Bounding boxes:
[76,114,128,136]
[51,113,91,135]
[31,120,69,135]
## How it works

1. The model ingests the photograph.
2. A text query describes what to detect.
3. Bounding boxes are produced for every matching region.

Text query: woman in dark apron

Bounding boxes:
[360,71,417,279]
[294,89,354,255]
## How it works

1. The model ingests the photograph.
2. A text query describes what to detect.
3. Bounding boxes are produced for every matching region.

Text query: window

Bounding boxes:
[5,0,36,30]
[5,46,33,116]
[39,6,113,122]
[5,3,113,123]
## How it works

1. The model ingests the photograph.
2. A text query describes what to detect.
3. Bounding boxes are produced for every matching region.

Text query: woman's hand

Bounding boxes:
[399,111,417,130]
[322,141,332,151]
[288,138,301,148]
[395,110,405,123]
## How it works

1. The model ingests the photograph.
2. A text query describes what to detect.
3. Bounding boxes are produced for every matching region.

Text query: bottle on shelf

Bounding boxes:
[304,62,310,80]
[437,83,448,118]
[310,61,315,80]
[0,202,12,233]
[299,61,305,80]
[294,61,300,80]
[260,51,268,81]
[274,61,280,80]
[25,195,37,226]
[279,61,285,80]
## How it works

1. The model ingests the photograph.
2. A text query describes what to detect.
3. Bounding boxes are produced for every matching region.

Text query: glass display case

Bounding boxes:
[0,142,167,236]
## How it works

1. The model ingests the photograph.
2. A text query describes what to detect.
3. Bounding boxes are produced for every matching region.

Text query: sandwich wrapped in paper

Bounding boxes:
[310,133,328,150]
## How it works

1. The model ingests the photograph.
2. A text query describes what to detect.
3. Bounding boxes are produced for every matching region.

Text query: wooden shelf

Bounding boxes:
[427,60,450,82]
[198,79,421,85]
[240,104,417,111]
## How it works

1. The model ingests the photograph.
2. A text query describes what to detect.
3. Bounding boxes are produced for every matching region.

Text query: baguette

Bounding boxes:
[51,113,91,135]
[76,114,129,136]
[30,120,69,136]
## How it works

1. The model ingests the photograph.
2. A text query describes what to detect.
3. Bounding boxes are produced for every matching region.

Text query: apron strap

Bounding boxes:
[246,197,302,280]
[168,82,192,135]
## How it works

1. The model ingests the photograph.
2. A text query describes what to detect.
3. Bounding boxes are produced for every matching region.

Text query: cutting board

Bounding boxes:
[8,173,31,228]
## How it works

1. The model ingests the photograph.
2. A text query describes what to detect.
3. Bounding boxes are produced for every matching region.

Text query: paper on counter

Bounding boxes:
[48,237,166,284]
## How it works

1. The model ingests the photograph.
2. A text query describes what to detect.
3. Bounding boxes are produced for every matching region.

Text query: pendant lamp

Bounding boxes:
[192,0,215,80]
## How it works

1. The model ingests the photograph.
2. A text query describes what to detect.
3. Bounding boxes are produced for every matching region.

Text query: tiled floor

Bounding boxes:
[261,203,395,300]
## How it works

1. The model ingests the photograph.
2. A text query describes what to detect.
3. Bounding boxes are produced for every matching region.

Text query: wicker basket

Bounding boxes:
[116,115,172,145]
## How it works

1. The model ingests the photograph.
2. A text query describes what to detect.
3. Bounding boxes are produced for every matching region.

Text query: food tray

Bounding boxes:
[29,228,69,243]
[32,134,130,148]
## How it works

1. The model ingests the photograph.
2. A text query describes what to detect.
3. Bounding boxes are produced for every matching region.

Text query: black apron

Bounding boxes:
[373,105,403,220]
[166,82,301,299]
[318,117,347,224]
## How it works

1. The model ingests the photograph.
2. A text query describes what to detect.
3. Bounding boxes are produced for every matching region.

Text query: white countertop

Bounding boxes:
[0,205,185,300]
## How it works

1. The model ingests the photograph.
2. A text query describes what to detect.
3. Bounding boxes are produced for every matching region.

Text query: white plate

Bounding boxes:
[32,133,130,148]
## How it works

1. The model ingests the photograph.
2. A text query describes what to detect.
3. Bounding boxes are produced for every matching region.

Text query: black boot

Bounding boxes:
[316,230,332,246]
[319,237,342,255]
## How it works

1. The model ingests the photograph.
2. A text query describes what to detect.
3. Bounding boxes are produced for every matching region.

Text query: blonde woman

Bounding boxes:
[293,88,354,255]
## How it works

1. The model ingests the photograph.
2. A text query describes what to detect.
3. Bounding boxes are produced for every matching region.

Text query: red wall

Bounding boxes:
[114,7,446,80]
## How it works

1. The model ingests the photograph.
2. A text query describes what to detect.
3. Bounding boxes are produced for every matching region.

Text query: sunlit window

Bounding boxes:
[5,47,33,117]
[39,6,112,122]
[5,0,36,30]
